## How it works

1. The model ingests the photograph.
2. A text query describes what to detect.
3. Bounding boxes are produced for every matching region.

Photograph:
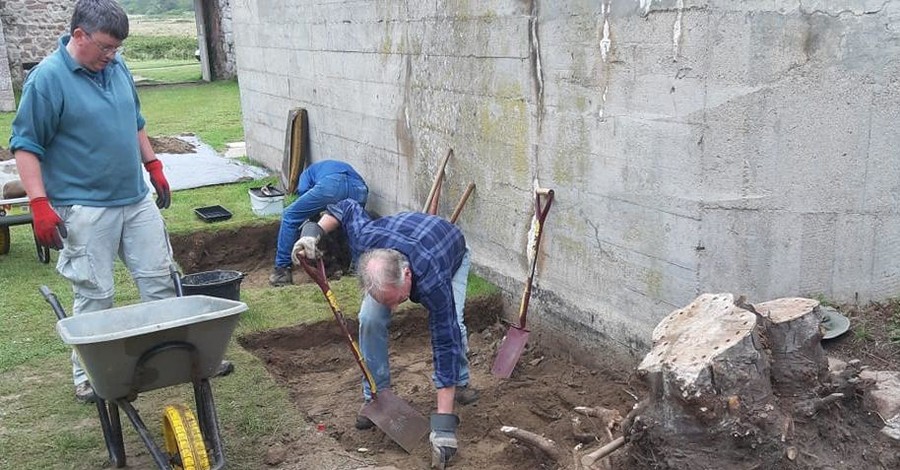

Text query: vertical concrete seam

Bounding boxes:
[599,0,612,121]
[695,5,713,298]
[673,0,684,61]
[527,0,544,187]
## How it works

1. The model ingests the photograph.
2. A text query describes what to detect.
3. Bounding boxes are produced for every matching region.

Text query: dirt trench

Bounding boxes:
[171,225,900,470]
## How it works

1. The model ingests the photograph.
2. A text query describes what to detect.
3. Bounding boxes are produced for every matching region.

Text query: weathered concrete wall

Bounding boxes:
[0,0,73,86]
[232,0,900,360]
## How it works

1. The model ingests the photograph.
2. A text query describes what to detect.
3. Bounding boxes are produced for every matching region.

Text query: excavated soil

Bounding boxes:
[149,135,197,154]
[171,226,900,470]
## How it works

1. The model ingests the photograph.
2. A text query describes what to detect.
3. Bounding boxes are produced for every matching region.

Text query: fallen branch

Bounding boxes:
[580,437,626,469]
[500,426,563,461]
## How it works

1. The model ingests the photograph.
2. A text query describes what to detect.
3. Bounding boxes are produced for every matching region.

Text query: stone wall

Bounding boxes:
[0,0,73,86]
[231,0,900,360]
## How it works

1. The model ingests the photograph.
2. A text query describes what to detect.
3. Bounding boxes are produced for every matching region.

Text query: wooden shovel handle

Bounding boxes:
[297,257,379,395]
[516,188,554,328]
[449,183,476,224]
[423,148,453,213]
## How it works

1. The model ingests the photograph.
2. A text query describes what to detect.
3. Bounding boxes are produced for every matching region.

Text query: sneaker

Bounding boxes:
[269,266,292,287]
[455,385,480,405]
[355,414,375,430]
[75,382,97,404]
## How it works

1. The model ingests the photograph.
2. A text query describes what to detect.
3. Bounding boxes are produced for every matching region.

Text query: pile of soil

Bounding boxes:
[171,226,900,469]
[149,135,196,154]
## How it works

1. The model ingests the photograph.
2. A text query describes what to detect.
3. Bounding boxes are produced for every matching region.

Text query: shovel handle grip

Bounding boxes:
[297,257,379,395]
[297,256,329,292]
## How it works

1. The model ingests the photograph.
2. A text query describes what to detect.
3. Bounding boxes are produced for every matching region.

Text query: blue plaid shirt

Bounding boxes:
[327,199,467,387]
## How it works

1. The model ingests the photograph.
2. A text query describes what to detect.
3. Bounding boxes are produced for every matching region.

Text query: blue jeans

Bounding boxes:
[274,173,368,267]
[359,248,471,400]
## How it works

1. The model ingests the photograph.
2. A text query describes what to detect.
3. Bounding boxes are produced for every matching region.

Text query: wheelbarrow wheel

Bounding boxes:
[162,404,211,470]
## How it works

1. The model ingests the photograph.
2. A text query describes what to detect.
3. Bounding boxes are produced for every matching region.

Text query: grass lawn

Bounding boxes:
[130,58,201,84]
[0,80,499,468]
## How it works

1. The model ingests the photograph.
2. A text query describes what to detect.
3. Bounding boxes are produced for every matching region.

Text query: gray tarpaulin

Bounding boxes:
[148,135,271,191]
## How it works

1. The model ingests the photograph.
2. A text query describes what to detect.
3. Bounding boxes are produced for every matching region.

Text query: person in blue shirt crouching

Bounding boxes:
[269,160,368,286]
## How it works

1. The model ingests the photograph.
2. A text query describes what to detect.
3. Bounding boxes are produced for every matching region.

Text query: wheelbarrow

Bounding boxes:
[41,280,248,469]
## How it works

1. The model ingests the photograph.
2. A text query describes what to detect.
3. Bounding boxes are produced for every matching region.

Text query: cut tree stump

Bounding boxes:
[624,293,841,469]
[752,297,828,398]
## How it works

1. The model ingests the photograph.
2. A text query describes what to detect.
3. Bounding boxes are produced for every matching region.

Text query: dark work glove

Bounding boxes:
[291,220,325,263]
[29,197,67,250]
[430,413,459,469]
[144,159,171,209]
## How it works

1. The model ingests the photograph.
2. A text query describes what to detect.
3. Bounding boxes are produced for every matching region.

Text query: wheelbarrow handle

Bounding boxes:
[39,285,68,321]
[169,265,184,297]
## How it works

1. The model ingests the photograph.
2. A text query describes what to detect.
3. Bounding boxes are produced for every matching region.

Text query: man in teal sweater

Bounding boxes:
[10,0,176,403]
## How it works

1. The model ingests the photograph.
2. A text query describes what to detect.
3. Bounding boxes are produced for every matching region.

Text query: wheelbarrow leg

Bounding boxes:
[118,399,174,469]
[195,378,226,469]
[96,398,126,468]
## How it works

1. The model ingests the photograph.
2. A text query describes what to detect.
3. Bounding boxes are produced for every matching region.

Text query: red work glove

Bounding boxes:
[29,197,67,250]
[144,159,171,209]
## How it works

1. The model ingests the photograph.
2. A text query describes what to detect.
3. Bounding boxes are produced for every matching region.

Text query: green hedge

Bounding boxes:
[124,34,196,60]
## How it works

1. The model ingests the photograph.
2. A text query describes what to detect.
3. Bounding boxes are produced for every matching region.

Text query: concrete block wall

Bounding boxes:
[232,0,900,360]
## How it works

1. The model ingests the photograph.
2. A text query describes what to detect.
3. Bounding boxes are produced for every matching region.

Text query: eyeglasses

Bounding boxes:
[85,33,122,57]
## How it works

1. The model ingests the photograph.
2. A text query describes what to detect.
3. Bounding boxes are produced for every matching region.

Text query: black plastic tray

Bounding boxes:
[194,205,233,222]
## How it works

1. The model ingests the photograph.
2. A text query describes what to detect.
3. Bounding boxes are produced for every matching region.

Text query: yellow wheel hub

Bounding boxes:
[162,404,211,470]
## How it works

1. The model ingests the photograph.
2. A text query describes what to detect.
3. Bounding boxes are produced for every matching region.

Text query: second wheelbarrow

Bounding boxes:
[297,257,429,453]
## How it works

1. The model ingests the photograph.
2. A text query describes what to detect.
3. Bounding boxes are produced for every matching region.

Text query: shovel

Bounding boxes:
[491,187,554,378]
[297,257,429,453]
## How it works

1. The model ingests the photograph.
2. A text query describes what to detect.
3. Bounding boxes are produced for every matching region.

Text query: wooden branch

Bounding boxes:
[574,406,623,423]
[580,437,625,468]
[500,426,563,461]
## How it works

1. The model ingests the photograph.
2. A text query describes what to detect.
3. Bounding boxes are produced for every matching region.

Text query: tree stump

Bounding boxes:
[626,293,820,469]
[752,297,828,398]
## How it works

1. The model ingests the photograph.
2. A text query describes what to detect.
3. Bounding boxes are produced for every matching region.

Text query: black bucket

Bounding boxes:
[180,270,244,301]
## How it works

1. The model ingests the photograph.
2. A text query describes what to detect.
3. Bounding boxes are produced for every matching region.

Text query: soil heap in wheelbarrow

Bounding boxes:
[239,294,644,469]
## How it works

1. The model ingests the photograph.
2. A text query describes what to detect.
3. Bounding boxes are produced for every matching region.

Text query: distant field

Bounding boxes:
[126,13,200,84]
[129,13,197,37]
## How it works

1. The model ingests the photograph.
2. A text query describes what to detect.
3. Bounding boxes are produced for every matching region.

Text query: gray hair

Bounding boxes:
[358,249,409,295]
[70,0,129,40]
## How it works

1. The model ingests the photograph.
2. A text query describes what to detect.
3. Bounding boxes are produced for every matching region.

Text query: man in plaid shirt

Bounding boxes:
[292,198,477,467]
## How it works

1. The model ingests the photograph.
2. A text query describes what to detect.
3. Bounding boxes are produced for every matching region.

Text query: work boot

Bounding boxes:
[75,382,97,404]
[269,266,292,287]
[355,415,375,430]
[455,385,480,405]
